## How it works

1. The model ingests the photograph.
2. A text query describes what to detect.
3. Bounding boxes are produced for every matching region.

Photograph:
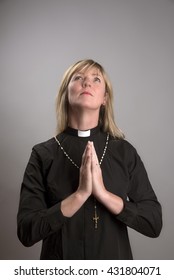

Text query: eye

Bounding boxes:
[74,75,83,81]
[94,76,101,82]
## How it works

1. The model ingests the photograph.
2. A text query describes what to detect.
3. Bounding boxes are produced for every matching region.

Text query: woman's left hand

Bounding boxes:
[91,142,124,215]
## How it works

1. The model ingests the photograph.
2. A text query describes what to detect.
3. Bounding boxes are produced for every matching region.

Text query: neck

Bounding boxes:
[68,108,99,131]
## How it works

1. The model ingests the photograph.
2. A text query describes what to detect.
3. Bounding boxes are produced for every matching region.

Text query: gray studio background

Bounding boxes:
[0,0,173,259]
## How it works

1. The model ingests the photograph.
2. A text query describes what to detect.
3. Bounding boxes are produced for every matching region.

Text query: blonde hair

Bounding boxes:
[55,59,124,139]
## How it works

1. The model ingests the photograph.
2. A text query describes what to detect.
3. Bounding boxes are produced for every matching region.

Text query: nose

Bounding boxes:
[82,77,91,87]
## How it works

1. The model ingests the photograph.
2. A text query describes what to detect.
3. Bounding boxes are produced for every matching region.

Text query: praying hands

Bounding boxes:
[61,142,124,218]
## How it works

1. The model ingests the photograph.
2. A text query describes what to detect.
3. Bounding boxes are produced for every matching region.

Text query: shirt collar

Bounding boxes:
[65,125,100,137]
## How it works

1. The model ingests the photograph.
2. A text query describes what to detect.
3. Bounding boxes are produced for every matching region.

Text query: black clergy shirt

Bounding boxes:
[17,126,162,259]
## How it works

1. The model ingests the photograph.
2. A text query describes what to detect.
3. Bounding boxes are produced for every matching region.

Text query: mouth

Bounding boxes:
[80,91,93,96]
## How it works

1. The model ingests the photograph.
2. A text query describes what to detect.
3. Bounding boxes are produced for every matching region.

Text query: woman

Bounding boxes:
[17,59,162,259]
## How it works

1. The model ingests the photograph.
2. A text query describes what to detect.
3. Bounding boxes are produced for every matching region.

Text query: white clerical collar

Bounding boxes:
[65,126,100,137]
[78,129,91,137]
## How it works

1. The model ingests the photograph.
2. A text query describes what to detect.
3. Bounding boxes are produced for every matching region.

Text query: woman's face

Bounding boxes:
[67,67,107,111]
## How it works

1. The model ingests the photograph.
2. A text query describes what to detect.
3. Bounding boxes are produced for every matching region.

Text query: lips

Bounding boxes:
[80,91,93,96]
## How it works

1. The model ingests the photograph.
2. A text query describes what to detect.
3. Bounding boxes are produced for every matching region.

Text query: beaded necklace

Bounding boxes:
[54,133,109,169]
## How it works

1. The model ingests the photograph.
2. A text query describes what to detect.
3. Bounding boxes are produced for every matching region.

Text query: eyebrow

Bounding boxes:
[92,73,102,77]
[75,72,102,77]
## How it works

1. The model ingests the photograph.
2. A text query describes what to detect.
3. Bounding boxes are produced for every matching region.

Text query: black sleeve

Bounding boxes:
[17,145,67,247]
[116,142,162,238]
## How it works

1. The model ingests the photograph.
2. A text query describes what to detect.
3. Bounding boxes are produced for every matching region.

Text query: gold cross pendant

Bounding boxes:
[93,206,99,229]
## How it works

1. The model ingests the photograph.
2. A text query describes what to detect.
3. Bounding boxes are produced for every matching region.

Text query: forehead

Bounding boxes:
[73,66,102,76]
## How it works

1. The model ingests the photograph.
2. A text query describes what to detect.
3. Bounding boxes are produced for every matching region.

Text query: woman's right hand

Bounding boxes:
[77,141,92,197]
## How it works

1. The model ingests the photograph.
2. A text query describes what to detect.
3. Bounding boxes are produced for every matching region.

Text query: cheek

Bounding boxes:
[67,84,78,104]
[68,84,75,98]
[97,86,106,102]
[68,82,79,95]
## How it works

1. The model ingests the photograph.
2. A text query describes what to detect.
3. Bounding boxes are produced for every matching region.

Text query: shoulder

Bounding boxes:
[109,136,141,172]
[109,136,137,156]
[32,137,58,161]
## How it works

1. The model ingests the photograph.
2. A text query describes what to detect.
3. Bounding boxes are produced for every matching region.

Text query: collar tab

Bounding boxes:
[78,130,91,137]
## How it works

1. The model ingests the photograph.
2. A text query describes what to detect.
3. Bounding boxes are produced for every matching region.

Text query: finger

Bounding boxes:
[91,142,99,164]
[84,150,92,169]
[82,142,92,166]
[84,143,92,167]
[81,142,90,165]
